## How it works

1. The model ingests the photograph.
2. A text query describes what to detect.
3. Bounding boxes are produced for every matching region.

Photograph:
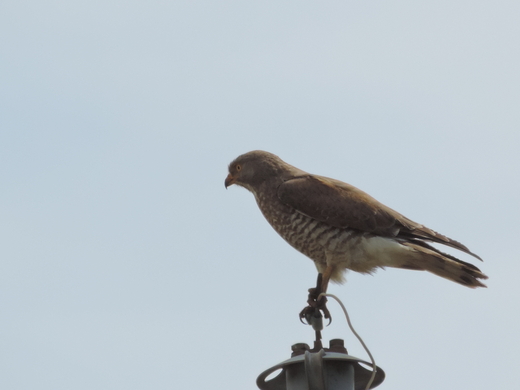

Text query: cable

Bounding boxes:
[320,293,377,390]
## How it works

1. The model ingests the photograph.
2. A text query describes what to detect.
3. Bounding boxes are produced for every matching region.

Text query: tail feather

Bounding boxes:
[396,219,483,261]
[398,241,488,288]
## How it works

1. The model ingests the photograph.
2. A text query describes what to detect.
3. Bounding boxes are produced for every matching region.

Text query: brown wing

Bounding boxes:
[277,175,482,260]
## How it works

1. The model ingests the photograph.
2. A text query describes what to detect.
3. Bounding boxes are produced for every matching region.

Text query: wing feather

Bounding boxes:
[277,175,482,260]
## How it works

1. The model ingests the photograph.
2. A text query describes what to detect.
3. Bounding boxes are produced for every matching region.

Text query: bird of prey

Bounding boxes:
[225,150,487,318]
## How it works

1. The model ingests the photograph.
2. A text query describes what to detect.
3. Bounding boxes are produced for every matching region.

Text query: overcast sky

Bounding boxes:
[1,1,519,389]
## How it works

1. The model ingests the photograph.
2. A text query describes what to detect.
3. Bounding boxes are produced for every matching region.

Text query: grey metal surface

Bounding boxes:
[256,341,385,390]
[304,350,326,390]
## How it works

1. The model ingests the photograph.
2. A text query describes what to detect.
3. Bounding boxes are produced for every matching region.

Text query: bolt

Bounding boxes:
[329,339,347,353]
[291,343,310,356]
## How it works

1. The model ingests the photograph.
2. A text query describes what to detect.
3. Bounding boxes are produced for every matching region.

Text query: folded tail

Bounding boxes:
[395,240,488,288]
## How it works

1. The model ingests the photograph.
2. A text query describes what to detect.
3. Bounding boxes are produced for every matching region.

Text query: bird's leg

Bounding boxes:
[315,265,333,319]
[320,265,333,298]
[306,273,323,303]
[299,266,334,324]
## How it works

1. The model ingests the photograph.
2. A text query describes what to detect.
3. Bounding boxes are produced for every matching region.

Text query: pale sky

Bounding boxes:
[1,1,519,389]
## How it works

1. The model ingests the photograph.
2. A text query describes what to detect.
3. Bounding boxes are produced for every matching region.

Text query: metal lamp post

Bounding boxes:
[256,339,385,390]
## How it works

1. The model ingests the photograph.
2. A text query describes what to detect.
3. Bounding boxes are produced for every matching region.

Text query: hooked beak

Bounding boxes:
[225,173,236,188]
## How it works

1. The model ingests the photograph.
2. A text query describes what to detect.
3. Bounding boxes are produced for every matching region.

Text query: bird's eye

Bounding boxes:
[236,164,242,171]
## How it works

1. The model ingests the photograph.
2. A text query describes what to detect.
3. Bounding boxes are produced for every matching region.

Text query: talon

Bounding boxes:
[299,306,323,331]
[299,308,309,324]
[313,287,331,320]
[299,290,332,326]
[300,272,333,325]
[316,295,332,323]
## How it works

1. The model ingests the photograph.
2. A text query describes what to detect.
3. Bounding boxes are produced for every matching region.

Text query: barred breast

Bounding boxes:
[254,190,365,282]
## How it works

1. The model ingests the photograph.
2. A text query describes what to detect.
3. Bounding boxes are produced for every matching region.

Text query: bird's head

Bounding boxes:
[225,150,293,191]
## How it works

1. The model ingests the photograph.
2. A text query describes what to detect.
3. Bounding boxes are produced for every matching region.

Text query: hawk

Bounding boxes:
[225,151,487,317]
